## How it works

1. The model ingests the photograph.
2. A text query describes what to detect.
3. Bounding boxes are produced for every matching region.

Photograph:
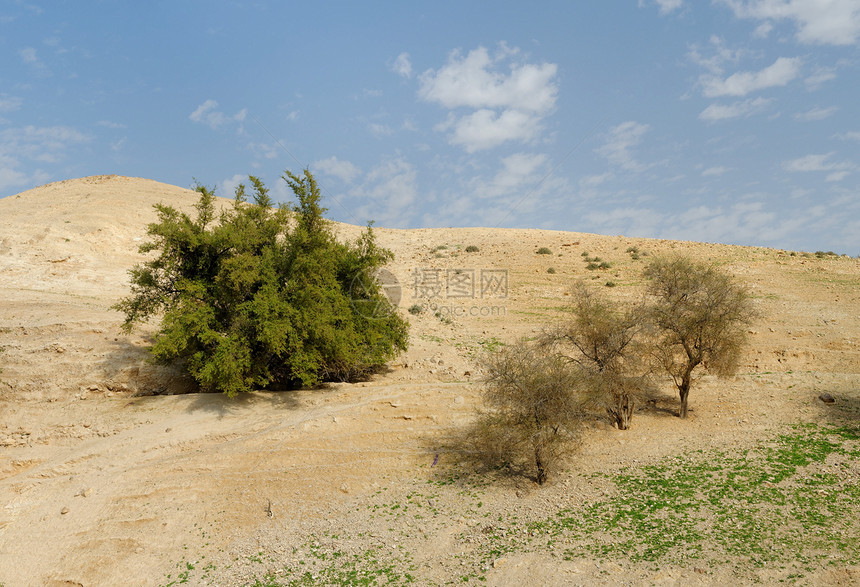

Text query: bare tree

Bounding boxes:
[545,281,648,430]
[477,340,587,485]
[643,256,757,418]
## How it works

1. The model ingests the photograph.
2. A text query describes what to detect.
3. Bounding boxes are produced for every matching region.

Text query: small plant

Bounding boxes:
[605,281,616,287]
[598,261,612,270]
[465,245,479,253]
[547,267,556,274]
[626,246,639,254]
[408,304,423,315]
[586,262,599,271]
[475,339,588,484]
[581,251,589,257]
[537,247,552,255]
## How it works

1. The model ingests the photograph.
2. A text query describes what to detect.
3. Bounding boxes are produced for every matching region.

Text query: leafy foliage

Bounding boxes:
[643,256,757,417]
[114,170,408,396]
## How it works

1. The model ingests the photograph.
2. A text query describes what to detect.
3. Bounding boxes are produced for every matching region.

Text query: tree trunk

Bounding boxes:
[679,384,690,418]
[534,446,547,485]
[610,397,635,430]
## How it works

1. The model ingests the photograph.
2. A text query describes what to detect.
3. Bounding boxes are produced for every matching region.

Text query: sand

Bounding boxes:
[0,175,858,585]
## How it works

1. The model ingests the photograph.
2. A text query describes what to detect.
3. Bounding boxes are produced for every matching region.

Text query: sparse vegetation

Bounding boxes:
[408,304,423,315]
[643,256,757,418]
[537,247,552,255]
[475,339,588,484]
[113,170,408,396]
[547,267,556,274]
[545,282,649,430]
[465,245,479,253]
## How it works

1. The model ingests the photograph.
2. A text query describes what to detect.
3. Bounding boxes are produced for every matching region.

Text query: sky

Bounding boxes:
[1,1,859,254]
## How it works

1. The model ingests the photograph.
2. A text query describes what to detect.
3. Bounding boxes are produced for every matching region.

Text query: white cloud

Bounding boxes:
[783,152,853,176]
[701,56,802,97]
[719,0,860,46]
[834,130,860,141]
[189,99,246,130]
[687,36,746,75]
[805,66,837,90]
[18,47,49,75]
[639,0,684,14]
[699,97,772,121]
[313,156,362,184]
[702,166,730,176]
[0,125,90,163]
[446,108,543,152]
[0,125,88,193]
[220,174,246,197]
[596,121,652,172]
[793,106,837,121]
[471,152,548,200]
[418,45,558,152]
[348,157,418,226]
[826,171,850,182]
[580,173,612,187]
[0,95,23,112]
[391,52,413,78]
[368,122,393,137]
[96,120,126,129]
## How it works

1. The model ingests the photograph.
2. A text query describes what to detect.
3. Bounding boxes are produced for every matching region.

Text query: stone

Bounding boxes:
[819,393,836,404]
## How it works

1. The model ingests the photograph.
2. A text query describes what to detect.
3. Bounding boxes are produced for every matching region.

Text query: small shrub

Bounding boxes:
[465,245,479,253]
[599,261,612,269]
[547,267,556,274]
[626,246,639,254]
[605,281,616,287]
[586,262,599,271]
[408,304,423,315]
[475,340,588,484]
[537,247,552,255]
[630,252,640,260]
[581,251,589,257]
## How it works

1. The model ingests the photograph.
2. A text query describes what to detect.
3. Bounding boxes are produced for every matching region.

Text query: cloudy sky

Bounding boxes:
[2,1,858,253]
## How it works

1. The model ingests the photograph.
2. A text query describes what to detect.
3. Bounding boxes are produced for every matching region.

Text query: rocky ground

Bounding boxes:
[0,176,858,586]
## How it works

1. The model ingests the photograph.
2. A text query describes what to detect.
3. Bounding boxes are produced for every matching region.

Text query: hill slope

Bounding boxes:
[0,176,858,585]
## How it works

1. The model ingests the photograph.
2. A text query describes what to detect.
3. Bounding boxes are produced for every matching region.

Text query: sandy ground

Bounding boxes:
[0,176,858,586]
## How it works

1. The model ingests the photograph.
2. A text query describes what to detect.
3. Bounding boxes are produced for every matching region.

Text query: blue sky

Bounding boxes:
[1,1,858,254]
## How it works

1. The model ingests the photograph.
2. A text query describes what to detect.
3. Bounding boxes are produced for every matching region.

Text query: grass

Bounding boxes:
[163,423,860,585]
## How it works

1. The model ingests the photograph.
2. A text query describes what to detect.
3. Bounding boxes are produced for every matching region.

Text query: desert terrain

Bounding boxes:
[0,175,858,586]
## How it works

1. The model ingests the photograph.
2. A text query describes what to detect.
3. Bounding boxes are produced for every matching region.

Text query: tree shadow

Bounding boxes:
[181,386,304,419]
[805,384,860,429]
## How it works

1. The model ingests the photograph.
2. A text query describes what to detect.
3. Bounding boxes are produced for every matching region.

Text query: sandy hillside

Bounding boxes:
[0,175,858,586]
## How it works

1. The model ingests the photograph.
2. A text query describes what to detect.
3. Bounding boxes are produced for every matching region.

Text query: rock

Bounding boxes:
[60,506,69,515]
[492,557,507,568]
[819,393,836,404]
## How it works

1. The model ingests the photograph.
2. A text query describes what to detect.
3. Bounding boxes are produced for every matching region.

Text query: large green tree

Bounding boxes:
[115,170,408,396]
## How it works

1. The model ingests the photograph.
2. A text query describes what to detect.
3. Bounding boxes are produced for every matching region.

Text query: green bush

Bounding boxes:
[547,267,556,274]
[408,304,423,315]
[465,245,479,253]
[537,247,552,255]
[114,170,408,396]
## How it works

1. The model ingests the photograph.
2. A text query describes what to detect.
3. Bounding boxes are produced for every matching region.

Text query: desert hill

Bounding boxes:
[0,175,858,585]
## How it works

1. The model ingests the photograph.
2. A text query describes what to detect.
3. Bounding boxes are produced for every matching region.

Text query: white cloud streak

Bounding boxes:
[719,0,860,46]
[596,121,652,172]
[189,100,246,130]
[700,56,802,97]
[699,97,772,121]
[391,52,413,78]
